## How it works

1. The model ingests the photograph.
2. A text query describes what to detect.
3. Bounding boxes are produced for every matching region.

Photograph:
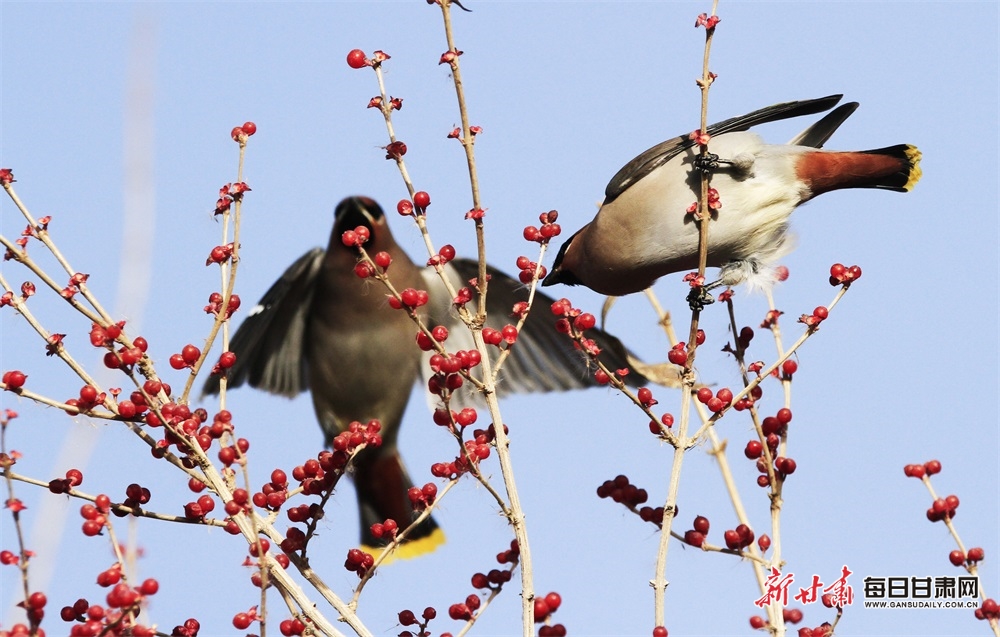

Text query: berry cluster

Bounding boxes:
[975,598,1000,622]
[742,409,797,488]
[722,524,755,551]
[550,298,601,358]
[426,349,481,399]
[396,191,432,217]
[522,210,562,244]
[388,288,430,311]
[407,482,438,512]
[121,483,151,512]
[58,579,162,637]
[231,606,259,630]
[796,623,834,637]
[926,494,961,523]
[47,469,83,495]
[426,244,455,268]
[534,591,565,635]
[168,344,200,370]
[597,475,667,525]
[482,325,519,347]
[696,386,732,414]
[229,121,257,143]
[346,48,390,70]
[344,547,375,578]
[949,547,985,567]
[667,342,688,366]
[431,425,499,479]
[397,606,437,637]
[798,306,829,329]
[515,255,547,285]
[443,541,520,627]
[597,475,648,508]
[63,384,108,415]
[0,369,28,392]
[369,518,399,544]
[79,495,111,537]
[203,292,241,319]
[902,459,941,479]
[277,617,309,636]
[341,225,372,249]
[682,515,711,548]
[204,243,235,266]
[385,141,407,161]
[828,263,862,286]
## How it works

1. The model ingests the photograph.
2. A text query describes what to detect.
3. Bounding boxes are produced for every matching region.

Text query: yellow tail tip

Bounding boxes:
[903,144,922,191]
[362,527,446,565]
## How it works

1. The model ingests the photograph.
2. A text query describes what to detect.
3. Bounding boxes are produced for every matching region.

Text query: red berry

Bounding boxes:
[139,578,159,595]
[27,591,47,609]
[346,49,368,69]
[968,547,985,562]
[181,344,200,365]
[233,612,252,630]
[749,615,767,629]
[413,191,431,209]
[693,515,710,534]
[781,359,798,376]
[544,592,561,612]
[2,370,26,390]
[653,628,668,637]
[241,122,257,136]
[684,530,705,547]
[949,550,966,566]
[757,534,771,552]
[533,598,551,621]
[398,610,416,626]
[924,459,942,475]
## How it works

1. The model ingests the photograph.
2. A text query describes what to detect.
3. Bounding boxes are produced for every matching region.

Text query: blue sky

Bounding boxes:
[1,2,998,636]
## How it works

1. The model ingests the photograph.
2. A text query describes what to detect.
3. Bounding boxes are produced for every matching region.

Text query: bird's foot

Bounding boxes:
[686,286,716,311]
[694,152,731,174]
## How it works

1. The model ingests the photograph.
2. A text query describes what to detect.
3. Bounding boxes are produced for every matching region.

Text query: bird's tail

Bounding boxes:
[801,144,922,197]
[354,450,445,563]
[858,144,922,192]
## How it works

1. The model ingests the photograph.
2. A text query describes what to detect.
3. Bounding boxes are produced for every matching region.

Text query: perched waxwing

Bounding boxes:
[204,196,647,559]
[543,95,921,299]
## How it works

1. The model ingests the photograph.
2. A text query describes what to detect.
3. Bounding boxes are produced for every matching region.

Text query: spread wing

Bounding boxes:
[604,95,844,204]
[421,258,648,400]
[202,247,325,398]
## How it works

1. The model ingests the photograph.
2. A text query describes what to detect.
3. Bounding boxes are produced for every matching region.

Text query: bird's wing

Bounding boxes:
[787,102,858,148]
[202,247,325,398]
[604,95,845,203]
[419,258,648,405]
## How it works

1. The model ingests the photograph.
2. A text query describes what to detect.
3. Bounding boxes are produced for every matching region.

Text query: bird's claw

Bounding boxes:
[694,152,721,174]
[693,152,740,175]
[686,286,715,311]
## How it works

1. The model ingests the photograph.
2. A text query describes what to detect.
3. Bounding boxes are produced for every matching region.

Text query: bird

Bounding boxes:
[203,196,647,559]
[542,95,922,300]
